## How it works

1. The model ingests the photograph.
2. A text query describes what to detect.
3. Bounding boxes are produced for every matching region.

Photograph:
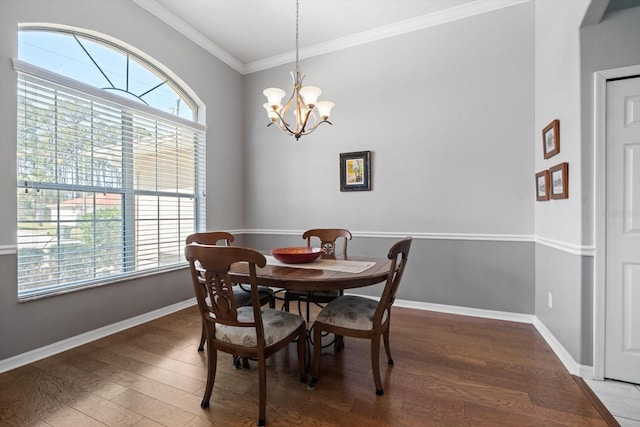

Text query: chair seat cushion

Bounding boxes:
[233,285,273,307]
[215,307,303,347]
[315,295,387,331]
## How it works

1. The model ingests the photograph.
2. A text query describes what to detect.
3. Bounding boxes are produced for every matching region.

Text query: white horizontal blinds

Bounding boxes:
[17,71,205,299]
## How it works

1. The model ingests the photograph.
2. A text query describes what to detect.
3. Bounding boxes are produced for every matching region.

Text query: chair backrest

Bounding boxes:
[185,244,267,336]
[303,228,352,258]
[185,231,234,246]
[373,237,412,324]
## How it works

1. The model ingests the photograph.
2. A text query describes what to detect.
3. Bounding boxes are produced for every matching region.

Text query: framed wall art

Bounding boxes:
[542,119,560,159]
[535,170,550,201]
[340,150,371,191]
[549,162,569,199]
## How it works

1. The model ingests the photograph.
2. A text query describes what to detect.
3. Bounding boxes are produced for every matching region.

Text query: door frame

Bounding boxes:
[593,63,640,380]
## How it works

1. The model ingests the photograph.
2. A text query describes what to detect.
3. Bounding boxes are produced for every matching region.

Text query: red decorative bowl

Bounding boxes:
[270,247,323,264]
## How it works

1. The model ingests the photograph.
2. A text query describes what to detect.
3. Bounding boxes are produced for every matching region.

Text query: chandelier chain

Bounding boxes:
[295,0,300,76]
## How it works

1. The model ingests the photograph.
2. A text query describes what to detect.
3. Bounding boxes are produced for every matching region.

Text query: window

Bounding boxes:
[16,27,206,300]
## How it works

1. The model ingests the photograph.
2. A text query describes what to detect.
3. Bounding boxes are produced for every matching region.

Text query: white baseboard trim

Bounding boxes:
[393,299,593,379]
[532,317,592,377]
[1,296,593,380]
[393,299,535,324]
[0,298,197,374]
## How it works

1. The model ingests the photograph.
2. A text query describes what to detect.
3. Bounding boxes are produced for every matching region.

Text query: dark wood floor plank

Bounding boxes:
[0,305,616,426]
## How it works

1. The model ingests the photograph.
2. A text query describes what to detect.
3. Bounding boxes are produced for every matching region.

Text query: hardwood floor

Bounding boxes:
[0,305,615,426]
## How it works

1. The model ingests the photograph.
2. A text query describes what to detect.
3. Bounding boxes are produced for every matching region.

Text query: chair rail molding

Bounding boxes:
[239,229,595,256]
[0,245,17,255]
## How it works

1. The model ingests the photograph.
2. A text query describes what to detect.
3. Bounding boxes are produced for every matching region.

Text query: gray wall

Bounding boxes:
[243,3,534,236]
[0,0,244,360]
[532,2,640,367]
[535,244,594,365]
[245,234,534,314]
[580,5,640,246]
[533,0,592,366]
[0,0,552,363]
[242,3,536,314]
[578,5,640,367]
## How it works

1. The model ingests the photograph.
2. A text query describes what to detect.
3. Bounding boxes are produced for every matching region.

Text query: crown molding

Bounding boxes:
[245,0,530,73]
[133,0,530,75]
[131,0,244,73]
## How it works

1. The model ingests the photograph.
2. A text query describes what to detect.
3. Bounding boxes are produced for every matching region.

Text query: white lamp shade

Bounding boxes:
[299,86,321,106]
[315,101,334,119]
[263,87,286,107]
[263,103,280,121]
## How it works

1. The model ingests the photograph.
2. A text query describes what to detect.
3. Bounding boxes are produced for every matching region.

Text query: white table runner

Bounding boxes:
[265,256,375,274]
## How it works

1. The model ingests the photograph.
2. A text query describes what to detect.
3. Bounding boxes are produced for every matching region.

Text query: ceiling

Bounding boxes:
[132,0,526,74]
[132,0,639,74]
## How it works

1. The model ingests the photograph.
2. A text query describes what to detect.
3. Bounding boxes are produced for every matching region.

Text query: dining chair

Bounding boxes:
[185,244,307,427]
[310,237,412,396]
[283,228,352,320]
[186,232,275,353]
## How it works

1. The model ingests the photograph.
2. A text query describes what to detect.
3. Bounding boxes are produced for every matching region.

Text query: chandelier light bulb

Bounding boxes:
[315,101,335,120]
[299,86,321,107]
[263,103,280,122]
[263,88,286,108]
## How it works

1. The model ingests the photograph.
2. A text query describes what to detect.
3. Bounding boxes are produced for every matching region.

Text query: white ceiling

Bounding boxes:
[132,0,529,74]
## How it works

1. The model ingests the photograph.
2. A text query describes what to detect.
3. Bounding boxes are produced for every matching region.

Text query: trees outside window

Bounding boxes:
[16,27,206,299]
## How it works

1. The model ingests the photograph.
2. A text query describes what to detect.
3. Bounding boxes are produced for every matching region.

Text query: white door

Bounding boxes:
[605,76,640,384]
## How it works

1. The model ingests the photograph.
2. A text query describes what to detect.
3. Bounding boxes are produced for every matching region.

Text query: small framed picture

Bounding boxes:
[340,151,371,191]
[542,119,560,159]
[549,162,569,199]
[535,170,550,201]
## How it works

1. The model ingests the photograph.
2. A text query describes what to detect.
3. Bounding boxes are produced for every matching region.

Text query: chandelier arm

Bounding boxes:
[299,118,333,136]
[299,107,319,135]
[273,109,298,135]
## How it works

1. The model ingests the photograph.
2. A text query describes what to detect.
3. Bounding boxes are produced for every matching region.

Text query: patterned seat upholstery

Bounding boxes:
[314,295,388,331]
[216,307,304,347]
[311,237,412,396]
[186,231,275,352]
[185,244,307,427]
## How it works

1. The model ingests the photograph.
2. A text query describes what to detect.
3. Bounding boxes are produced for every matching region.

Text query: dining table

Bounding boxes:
[228,251,391,386]
[228,253,391,294]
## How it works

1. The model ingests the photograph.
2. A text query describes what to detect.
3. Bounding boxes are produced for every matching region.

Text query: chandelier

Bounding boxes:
[262,0,334,140]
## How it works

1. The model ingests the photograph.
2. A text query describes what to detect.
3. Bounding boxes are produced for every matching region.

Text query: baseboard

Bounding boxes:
[532,316,589,376]
[0,298,197,374]
[1,296,593,380]
[393,299,535,324]
[392,299,594,379]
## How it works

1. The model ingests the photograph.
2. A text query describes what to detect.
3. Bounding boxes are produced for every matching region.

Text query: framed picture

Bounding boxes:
[542,119,560,159]
[535,170,550,201]
[549,162,569,199]
[340,151,371,191]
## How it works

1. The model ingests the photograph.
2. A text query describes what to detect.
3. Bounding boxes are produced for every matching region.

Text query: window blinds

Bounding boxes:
[16,65,206,300]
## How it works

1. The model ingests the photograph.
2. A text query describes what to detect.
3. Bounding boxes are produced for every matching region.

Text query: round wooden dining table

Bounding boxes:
[228,254,391,292]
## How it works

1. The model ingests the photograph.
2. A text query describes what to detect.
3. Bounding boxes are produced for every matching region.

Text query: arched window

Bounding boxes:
[15,26,206,300]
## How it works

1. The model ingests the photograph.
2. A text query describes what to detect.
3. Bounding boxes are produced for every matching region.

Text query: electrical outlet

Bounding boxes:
[548,292,553,309]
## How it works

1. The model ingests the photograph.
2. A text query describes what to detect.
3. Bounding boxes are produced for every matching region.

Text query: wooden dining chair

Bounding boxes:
[185,244,307,427]
[310,237,412,396]
[186,232,275,353]
[283,228,352,320]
